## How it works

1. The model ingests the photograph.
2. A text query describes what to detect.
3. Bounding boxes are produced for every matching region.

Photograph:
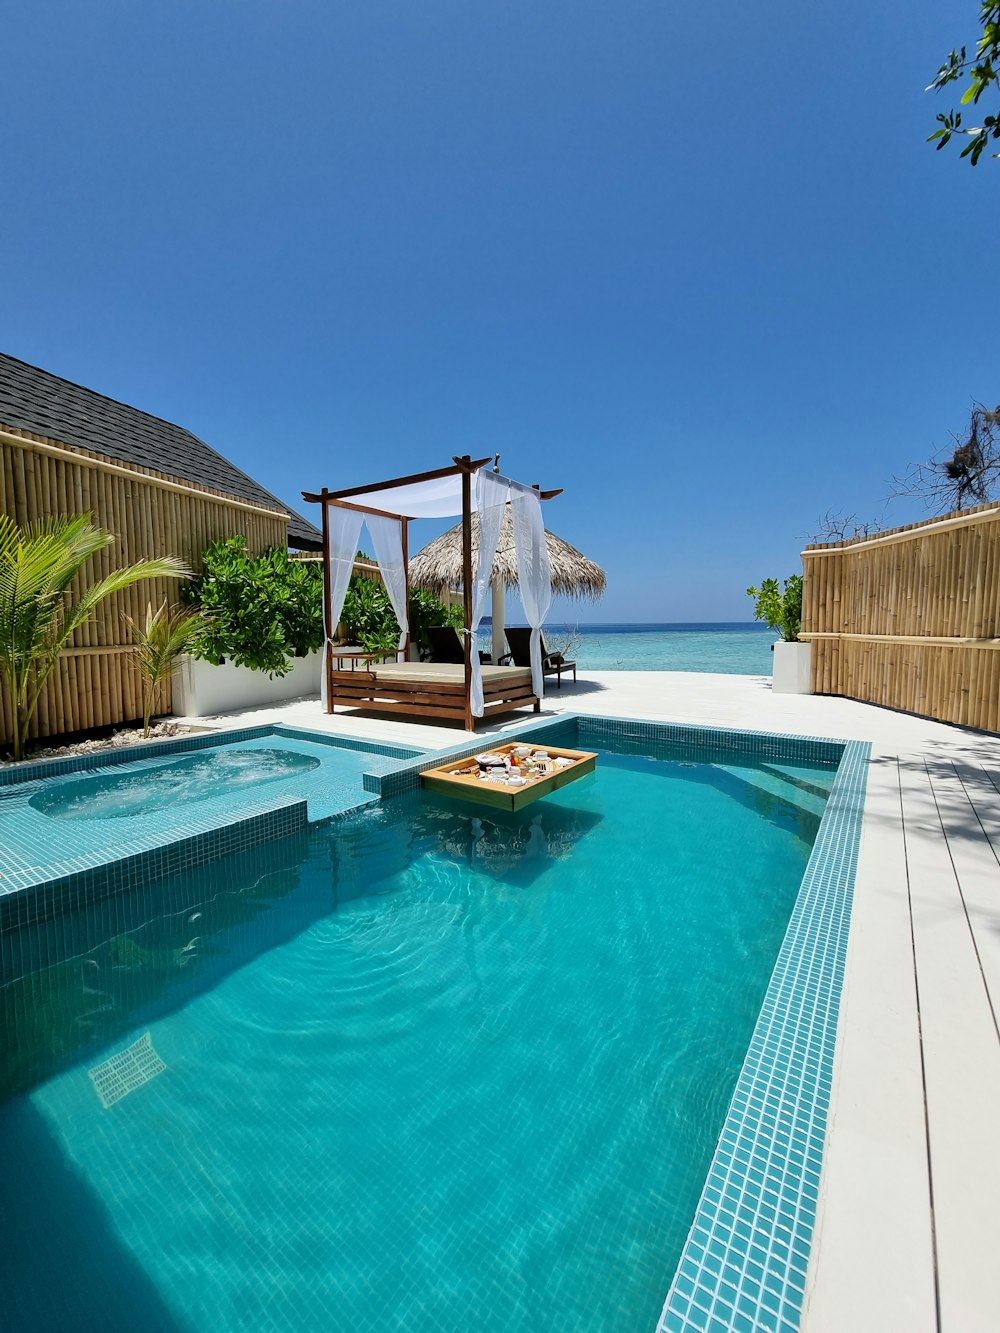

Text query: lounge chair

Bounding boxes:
[424,626,490,665]
[500,627,576,688]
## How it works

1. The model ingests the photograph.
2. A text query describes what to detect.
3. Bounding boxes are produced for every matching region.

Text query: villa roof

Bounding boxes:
[0,352,321,550]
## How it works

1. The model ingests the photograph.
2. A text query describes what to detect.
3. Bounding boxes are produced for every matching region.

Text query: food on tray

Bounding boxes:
[475,752,505,768]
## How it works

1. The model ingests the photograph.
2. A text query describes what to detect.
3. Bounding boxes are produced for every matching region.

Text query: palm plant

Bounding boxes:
[124,599,207,737]
[0,513,189,761]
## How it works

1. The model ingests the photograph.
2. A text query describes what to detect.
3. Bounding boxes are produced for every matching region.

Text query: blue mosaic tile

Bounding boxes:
[364,713,843,800]
[655,737,869,1333]
[0,727,425,901]
[0,799,308,932]
[271,723,422,761]
[0,725,276,787]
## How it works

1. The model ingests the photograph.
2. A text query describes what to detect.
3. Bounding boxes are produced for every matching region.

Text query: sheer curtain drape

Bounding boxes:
[469,471,510,717]
[321,505,364,706]
[510,485,552,699]
[366,514,408,652]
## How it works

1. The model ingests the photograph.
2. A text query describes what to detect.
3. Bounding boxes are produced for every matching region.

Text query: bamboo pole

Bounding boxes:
[802,504,1000,731]
[2,434,288,746]
[0,427,289,520]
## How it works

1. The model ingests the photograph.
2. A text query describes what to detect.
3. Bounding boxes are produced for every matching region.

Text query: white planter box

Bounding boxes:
[171,651,322,718]
[772,640,812,694]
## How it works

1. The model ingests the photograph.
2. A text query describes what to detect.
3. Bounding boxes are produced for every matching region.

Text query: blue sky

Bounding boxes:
[2,2,995,621]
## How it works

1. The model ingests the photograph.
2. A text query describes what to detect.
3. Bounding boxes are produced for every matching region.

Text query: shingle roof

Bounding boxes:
[0,353,321,549]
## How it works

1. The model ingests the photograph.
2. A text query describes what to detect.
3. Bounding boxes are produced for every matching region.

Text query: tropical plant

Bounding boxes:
[124,599,207,737]
[408,586,465,658]
[746,575,803,643]
[0,513,188,762]
[341,575,396,650]
[928,3,1000,165]
[340,577,464,656]
[183,537,323,676]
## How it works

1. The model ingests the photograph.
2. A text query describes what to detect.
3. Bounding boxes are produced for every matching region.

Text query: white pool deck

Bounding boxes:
[176,671,1000,1333]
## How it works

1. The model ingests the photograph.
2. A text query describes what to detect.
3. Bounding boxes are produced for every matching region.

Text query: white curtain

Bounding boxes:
[322,505,365,705]
[469,470,510,717]
[366,514,408,652]
[344,473,466,520]
[510,484,552,699]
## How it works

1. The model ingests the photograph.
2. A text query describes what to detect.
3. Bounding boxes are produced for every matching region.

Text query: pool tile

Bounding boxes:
[656,735,868,1333]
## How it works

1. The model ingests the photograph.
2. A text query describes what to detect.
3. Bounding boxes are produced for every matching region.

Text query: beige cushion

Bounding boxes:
[371,662,532,685]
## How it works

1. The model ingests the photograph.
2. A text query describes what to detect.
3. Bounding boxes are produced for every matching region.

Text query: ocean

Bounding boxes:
[489,622,775,675]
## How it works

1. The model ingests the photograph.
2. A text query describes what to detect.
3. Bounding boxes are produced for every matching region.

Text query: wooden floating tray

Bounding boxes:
[420,742,597,811]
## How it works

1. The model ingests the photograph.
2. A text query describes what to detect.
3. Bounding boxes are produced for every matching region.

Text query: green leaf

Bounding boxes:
[185,538,324,675]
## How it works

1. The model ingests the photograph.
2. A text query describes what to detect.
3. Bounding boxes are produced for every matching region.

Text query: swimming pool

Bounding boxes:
[0,725,422,898]
[0,720,865,1333]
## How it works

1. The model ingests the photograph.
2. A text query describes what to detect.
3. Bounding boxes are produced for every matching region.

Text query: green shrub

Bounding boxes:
[341,576,396,650]
[340,577,464,656]
[185,540,464,671]
[408,587,465,658]
[746,575,803,643]
[184,538,323,676]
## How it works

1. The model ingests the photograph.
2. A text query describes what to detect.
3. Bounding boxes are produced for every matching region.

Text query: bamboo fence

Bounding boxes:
[1,425,289,745]
[801,500,1000,731]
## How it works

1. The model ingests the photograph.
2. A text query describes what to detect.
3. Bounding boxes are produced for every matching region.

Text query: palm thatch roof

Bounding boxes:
[409,507,606,600]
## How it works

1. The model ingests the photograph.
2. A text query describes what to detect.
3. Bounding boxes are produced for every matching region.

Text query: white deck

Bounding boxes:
[176,670,1000,1332]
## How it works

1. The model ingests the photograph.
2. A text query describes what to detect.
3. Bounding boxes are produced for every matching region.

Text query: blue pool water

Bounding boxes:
[0,734,836,1332]
[0,729,420,893]
[29,747,322,821]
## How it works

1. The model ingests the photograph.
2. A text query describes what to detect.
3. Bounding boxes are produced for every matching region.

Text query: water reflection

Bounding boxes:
[0,791,602,1098]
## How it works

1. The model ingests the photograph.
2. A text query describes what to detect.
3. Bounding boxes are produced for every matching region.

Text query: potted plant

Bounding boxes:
[746,574,811,693]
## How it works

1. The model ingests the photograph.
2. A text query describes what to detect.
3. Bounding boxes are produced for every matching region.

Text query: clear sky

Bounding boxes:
[2,2,995,622]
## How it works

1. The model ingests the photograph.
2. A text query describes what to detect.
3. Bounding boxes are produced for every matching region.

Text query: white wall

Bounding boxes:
[171,651,322,718]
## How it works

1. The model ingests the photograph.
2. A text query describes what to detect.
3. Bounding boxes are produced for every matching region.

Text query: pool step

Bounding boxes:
[718,763,829,820]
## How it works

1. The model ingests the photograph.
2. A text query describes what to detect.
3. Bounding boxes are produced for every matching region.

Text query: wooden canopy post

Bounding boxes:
[460,457,474,731]
[320,487,333,712]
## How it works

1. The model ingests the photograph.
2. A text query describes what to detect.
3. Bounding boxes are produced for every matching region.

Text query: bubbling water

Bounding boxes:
[29,747,321,821]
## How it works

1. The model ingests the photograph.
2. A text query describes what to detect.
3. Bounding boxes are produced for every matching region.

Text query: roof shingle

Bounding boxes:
[0,353,321,549]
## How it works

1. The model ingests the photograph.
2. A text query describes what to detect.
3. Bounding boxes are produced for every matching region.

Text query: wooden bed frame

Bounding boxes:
[327,660,539,728]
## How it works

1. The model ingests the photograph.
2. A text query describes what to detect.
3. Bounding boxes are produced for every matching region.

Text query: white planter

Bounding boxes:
[171,651,322,718]
[771,640,812,694]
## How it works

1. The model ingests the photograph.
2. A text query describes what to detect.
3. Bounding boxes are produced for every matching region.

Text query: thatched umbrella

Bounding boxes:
[410,507,606,661]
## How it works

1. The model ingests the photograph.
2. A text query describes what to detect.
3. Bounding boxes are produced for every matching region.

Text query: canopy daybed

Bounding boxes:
[303,456,561,731]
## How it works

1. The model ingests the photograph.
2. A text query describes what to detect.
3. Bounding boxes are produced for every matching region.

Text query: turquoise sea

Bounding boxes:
[490,622,775,674]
